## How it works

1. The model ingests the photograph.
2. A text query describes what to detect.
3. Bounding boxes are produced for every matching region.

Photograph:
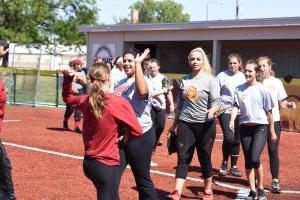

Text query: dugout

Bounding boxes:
[80,17,300,131]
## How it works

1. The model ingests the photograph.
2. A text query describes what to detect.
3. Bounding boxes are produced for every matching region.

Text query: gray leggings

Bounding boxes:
[240,124,268,169]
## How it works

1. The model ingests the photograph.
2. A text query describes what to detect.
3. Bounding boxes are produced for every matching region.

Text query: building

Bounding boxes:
[81,17,300,131]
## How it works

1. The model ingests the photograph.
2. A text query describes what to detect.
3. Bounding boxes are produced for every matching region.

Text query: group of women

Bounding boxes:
[62,47,296,200]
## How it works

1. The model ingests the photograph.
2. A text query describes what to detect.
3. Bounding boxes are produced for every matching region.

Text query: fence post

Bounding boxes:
[13,72,16,105]
[56,71,59,107]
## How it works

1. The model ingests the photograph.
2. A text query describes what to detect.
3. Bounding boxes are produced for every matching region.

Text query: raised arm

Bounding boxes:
[134,49,150,97]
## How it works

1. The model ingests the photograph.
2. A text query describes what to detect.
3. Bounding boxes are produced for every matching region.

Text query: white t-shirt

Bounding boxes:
[234,82,275,125]
[262,76,288,122]
[114,76,153,133]
[149,73,167,110]
[216,69,246,113]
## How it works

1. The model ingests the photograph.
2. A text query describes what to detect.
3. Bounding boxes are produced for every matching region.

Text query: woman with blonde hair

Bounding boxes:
[62,63,142,200]
[258,56,296,194]
[166,47,221,200]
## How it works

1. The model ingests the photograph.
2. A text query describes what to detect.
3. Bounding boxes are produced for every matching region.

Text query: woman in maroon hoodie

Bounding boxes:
[0,78,16,200]
[62,63,142,200]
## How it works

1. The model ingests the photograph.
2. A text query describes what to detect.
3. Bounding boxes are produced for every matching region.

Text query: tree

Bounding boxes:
[0,0,98,45]
[117,0,190,24]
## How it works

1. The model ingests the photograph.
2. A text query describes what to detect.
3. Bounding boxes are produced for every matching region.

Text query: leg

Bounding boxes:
[153,108,166,146]
[83,158,120,200]
[125,128,157,200]
[0,142,16,200]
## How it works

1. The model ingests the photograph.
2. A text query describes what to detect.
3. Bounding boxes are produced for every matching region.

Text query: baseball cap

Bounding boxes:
[72,58,84,65]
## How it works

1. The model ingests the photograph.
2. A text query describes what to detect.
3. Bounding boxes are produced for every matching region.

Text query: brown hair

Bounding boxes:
[228,53,243,72]
[245,59,261,81]
[88,63,110,119]
[257,56,275,76]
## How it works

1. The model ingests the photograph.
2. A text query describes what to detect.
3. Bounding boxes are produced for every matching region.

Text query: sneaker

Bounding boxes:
[257,188,267,200]
[245,190,257,200]
[63,120,69,130]
[203,189,213,200]
[219,161,228,176]
[229,166,242,177]
[166,190,180,200]
[74,127,82,134]
[150,161,158,167]
[271,179,281,194]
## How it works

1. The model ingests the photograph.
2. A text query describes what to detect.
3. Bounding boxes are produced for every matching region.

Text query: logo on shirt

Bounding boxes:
[183,86,198,101]
[113,84,129,96]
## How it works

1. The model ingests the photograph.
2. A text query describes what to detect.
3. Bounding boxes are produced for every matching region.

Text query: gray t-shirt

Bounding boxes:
[114,76,153,133]
[217,69,246,113]
[178,73,220,123]
[234,82,275,125]
[149,73,167,110]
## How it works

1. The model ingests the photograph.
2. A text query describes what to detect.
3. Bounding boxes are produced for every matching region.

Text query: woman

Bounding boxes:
[113,48,157,200]
[258,56,296,194]
[147,58,175,149]
[167,47,221,200]
[62,63,142,200]
[216,54,245,177]
[230,60,275,200]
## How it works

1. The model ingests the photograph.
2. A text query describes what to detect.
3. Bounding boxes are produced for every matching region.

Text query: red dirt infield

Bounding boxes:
[1,106,300,200]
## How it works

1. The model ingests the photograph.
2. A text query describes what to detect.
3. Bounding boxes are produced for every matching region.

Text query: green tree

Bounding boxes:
[0,0,98,45]
[117,0,190,24]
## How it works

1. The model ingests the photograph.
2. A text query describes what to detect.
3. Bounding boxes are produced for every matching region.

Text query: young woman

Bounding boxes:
[166,47,221,200]
[0,78,16,200]
[230,60,275,200]
[258,56,297,193]
[113,48,157,200]
[62,63,142,200]
[216,54,245,177]
[147,58,175,149]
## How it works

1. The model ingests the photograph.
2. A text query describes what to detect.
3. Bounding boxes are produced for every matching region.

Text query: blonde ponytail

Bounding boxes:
[88,63,110,119]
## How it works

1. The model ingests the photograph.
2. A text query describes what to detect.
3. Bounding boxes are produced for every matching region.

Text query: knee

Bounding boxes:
[245,160,260,169]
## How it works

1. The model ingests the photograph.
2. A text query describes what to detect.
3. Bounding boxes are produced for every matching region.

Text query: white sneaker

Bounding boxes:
[150,161,158,167]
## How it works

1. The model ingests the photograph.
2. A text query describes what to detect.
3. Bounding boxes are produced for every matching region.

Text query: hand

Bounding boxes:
[271,132,278,142]
[206,108,215,119]
[229,120,235,132]
[135,48,150,63]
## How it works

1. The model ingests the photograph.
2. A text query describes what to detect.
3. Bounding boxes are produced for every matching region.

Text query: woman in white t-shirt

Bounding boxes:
[258,56,297,194]
[230,60,275,200]
[216,54,246,177]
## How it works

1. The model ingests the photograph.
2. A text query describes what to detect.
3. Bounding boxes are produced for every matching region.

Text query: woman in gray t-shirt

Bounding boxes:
[166,47,220,200]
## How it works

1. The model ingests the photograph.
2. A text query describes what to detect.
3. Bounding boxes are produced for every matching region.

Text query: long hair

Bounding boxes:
[188,47,214,75]
[228,53,243,72]
[88,63,110,119]
[257,56,275,76]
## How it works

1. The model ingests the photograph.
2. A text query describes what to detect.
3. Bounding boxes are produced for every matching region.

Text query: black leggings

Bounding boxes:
[218,113,241,166]
[240,124,268,169]
[64,89,83,122]
[176,120,216,179]
[83,157,120,200]
[267,121,281,179]
[151,107,166,146]
[0,142,16,200]
[120,128,157,200]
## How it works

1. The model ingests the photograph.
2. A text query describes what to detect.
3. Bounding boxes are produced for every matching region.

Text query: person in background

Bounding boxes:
[0,40,9,67]
[0,78,16,200]
[110,56,126,92]
[63,58,87,134]
[230,60,275,200]
[258,56,297,194]
[93,56,103,64]
[114,48,157,200]
[62,63,142,200]
[147,58,175,149]
[216,54,246,177]
[167,47,220,200]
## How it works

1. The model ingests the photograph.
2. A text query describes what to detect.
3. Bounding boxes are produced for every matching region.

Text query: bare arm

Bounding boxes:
[267,110,277,141]
[135,49,150,97]
[229,104,239,132]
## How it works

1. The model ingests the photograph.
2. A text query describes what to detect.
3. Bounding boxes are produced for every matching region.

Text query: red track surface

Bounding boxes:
[2,106,300,199]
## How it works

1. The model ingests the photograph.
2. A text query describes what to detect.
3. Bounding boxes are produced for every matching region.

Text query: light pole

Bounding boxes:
[206,0,223,20]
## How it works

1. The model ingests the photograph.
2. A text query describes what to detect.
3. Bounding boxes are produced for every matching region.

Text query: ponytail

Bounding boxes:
[88,63,110,119]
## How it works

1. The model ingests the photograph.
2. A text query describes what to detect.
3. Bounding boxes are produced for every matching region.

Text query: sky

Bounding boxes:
[96,0,300,24]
